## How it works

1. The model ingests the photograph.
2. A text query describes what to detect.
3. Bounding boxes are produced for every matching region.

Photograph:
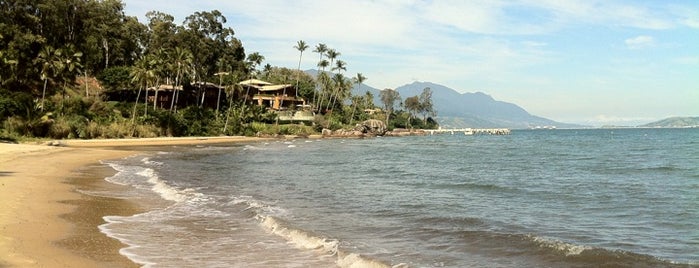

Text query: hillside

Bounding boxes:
[639,117,699,128]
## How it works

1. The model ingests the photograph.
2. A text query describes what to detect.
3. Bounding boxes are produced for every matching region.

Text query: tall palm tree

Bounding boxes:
[171,47,193,112]
[55,45,82,115]
[131,56,155,121]
[281,40,308,110]
[293,40,308,97]
[349,73,366,125]
[314,59,330,111]
[152,48,169,110]
[327,73,346,111]
[315,71,330,113]
[37,46,59,112]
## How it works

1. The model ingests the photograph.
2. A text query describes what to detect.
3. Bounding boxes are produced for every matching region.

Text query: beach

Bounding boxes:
[0,136,274,267]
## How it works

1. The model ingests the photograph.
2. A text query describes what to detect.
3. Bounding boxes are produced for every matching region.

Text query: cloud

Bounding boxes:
[625,35,655,49]
[684,18,699,28]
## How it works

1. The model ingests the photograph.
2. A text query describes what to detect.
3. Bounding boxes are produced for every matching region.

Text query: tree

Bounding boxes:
[293,40,308,97]
[349,73,366,125]
[313,43,327,63]
[131,55,155,120]
[246,52,264,78]
[419,87,436,123]
[36,46,61,112]
[404,96,420,128]
[380,88,400,125]
[332,60,346,74]
[325,49,340,72]
[171,47,194,112]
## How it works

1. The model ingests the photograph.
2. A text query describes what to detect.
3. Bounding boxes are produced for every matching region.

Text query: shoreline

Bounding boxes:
[0,136,271,267]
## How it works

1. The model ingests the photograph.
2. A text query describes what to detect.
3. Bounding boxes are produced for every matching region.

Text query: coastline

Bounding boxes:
[0,136,272,267]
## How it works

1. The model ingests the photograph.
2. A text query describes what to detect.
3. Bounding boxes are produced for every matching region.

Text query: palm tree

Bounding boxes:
[37,46,59,112]
[246,52,264,78]
[171,47,193,112]
[349,73,366,125]
[325,49,340,72]
[314,59,330,111]
[54,45,82,115]
[280,40,308,110]
[332,60,347,74]
[131,56,155,121]
[313,43,327,64]
[293,40,308,97]
[262,63,272,79]
[315,71,330,113]
[152,48,169,110]
[327,73,347,111]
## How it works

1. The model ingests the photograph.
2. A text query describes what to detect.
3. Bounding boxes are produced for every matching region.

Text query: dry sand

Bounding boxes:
[0,136,274,267]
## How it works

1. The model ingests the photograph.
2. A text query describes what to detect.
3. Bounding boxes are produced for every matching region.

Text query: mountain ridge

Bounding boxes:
[639,116,699,128]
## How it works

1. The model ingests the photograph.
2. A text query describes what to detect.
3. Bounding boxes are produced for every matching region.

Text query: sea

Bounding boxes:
[92,128,699,267]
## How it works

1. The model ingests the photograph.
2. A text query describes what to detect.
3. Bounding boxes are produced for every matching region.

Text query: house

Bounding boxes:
[145,82,226,110]
[147,84,181,109]
[238,79,305,110]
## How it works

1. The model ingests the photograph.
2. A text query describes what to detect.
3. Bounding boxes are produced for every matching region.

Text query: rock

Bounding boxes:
[321,128,333,136]
[354,119,387,136]
[46,140,64,146]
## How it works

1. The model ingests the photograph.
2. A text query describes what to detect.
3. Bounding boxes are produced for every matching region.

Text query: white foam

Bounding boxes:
[260,216,339,253]
[531,235,592,256]
[259,216,392,268]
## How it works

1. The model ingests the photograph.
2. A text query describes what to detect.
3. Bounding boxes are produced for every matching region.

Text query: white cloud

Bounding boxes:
[625,35,655,49]
[684,18,699,28]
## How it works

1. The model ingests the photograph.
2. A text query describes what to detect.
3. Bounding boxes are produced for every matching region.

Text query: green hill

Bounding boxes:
[640,117,699,128]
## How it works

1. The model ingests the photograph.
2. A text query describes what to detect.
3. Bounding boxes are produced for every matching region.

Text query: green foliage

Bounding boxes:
[2,1,440,140]
[98,66,132,90]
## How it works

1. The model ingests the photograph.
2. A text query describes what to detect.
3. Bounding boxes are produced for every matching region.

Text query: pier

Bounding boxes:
[427,128,511,135]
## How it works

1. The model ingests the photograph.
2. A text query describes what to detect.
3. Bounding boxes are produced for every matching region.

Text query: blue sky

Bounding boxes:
[122,0,699,126]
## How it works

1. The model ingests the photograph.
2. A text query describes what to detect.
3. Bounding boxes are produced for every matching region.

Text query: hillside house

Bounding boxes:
[238,79,305,110]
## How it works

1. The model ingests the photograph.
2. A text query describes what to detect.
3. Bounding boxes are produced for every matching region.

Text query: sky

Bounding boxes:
[122,0,699,126]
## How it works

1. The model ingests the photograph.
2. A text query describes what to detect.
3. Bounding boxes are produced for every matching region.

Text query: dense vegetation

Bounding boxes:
[0,0,437,140]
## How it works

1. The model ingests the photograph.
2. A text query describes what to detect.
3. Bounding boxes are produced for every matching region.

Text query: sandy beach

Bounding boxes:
[0,136,273,267]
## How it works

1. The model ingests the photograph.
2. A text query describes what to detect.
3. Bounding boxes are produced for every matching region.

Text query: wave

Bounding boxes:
[230,195,402,268]
[259,216,397,268]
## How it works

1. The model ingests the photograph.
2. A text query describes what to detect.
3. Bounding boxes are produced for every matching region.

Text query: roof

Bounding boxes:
[259,84,293,91]
[238,79,272,86]
[148,84,182,91]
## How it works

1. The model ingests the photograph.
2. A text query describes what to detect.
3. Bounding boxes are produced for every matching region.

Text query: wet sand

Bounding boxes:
[0,136,274,267]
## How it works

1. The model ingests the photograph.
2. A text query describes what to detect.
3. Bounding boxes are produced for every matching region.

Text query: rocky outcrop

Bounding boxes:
[321,119,388,138]
[353,119,387,136]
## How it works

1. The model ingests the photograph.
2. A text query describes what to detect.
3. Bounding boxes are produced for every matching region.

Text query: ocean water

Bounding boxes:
[95,128,699,267]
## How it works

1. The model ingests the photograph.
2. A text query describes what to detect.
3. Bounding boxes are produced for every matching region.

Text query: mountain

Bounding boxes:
[639,117,699,128]
[358,81,579,129]
[306,70,580,129]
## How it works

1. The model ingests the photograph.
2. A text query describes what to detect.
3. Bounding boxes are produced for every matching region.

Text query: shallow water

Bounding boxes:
[97,128,699,267]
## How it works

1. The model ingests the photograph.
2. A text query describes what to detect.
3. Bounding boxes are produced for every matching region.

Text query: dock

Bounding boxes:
[427,128,511,135]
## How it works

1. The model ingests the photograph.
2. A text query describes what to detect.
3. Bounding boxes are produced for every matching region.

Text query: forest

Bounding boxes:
[0,0,437,141]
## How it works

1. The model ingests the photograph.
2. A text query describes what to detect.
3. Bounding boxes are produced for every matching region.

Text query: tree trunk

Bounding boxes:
[132,87,142,124]
[41,79,47,112]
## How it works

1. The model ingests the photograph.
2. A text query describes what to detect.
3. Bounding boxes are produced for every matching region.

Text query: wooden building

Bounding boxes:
[238,79,305,110]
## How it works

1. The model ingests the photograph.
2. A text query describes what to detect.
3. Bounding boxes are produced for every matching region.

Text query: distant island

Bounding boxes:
[639,117,699,128]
